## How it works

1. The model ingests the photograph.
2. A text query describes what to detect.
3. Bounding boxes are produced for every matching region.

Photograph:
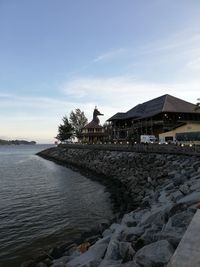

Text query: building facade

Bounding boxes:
[107,94,200,143]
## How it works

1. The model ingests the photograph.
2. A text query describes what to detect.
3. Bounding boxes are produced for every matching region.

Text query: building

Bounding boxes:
[159,122,200,144]
[81,107,105,144]
[107,94,200,143]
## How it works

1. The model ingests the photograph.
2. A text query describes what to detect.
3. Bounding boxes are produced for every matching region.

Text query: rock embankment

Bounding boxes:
[36,145,200,267]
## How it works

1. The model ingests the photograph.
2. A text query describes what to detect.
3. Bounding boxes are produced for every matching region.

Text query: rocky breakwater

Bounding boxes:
[36,146,200,267]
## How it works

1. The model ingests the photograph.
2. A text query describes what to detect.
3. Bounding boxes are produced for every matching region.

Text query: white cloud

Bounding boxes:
[93,48,127,62]
[63,75,199,112]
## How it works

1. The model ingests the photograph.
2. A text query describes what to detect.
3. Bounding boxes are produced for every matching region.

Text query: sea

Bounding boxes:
[0,144,113,267]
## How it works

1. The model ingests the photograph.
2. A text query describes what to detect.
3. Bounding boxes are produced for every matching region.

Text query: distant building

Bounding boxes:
[107,94,200,143]
[81,107,105,144]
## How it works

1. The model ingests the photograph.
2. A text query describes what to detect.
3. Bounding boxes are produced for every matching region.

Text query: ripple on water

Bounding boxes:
[0,145,113,267]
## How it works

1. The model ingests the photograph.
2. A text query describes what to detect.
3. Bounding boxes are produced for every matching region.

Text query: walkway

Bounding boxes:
[168,209,200,267]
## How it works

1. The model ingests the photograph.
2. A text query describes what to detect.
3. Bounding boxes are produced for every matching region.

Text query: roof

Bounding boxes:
[107,112,126,121]
[108,94,200,121]
[83,120,103,129]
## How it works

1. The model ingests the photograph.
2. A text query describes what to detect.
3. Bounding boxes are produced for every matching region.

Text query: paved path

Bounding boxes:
[168,209,200,267]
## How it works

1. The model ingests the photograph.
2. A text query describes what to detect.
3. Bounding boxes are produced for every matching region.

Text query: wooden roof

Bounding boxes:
[83,121,103,129]
[108,94,200,121]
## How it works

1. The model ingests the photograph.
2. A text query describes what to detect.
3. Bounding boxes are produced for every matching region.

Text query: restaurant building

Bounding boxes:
[107,94,200,143]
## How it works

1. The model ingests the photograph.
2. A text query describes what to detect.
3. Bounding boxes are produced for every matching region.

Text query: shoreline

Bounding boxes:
[23,145,200,267]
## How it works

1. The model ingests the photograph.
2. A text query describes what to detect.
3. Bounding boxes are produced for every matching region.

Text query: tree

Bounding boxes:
[195,98,200,111]
[56,116,74,142]
[69,109,88,139]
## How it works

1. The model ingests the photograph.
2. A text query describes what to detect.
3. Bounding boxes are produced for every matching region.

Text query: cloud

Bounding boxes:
[187,57,200,70]
[138,28,200,56]
[93,48,127,62]
[63,75,200,117]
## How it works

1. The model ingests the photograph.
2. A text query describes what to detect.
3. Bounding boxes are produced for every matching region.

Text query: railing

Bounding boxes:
[59,143,200,156]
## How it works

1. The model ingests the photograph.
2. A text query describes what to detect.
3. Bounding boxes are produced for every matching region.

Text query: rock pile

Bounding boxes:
[35,146,200,267]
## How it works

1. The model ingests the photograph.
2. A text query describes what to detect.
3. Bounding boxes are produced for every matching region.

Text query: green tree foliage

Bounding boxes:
[69,109,88,138]
[56,116,74,142]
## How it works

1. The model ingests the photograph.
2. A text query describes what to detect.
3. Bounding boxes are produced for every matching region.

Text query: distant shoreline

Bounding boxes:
[0,139,36,145]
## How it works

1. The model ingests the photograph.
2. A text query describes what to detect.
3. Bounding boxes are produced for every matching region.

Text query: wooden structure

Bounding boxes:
[81,107,105,144]
[107,94,200,143]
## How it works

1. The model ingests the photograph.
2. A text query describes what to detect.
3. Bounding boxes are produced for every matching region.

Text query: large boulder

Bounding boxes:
[156,230,183,247]
[65,236,110,267]
[121,226,145,242]
[119,242,135,262]
[177,192,200,205]
[104,240,121,261]
[165,210,194,230]
[139,207,169,227]
[135,240,174,267]
[141,224,161,245]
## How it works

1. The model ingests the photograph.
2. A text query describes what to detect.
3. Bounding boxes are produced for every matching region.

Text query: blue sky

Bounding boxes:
[0,0,200,143]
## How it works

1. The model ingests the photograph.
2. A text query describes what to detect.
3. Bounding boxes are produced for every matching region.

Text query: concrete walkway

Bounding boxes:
[168,209,200,267]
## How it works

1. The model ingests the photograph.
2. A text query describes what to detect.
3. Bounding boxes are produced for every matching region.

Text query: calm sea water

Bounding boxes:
[0,145,113,267]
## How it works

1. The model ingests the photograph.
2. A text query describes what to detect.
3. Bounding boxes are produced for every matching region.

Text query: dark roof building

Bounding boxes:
[107,94,200,142]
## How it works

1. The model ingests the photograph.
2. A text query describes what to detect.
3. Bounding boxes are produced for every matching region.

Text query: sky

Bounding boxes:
[0,0,200,143]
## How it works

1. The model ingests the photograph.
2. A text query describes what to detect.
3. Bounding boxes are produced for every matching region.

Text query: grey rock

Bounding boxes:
[98,260,122,267]
[121,212,137,227]
[51,263,64,267]
[119,242,135,262]
[135,240,174,267]
[110,224,122,232]
[168,203,186,217]
[190,180,200,191]
[192,161,200,170]
[65,236,110,267]
[163,182,174,191]
[179,184,190,195]
[104,240,121,261]
[177,192,200,205]
[190,174,200,180]
[139,208,168,227]
[109,224,126,242]
[157,230,182,247]
[173,174,187,186]
[121,227,145,242]
[165,210,194,230]
[141,226,160,245]
[170,190,183,202]
[120,262,140,267]
[102,228,112,238]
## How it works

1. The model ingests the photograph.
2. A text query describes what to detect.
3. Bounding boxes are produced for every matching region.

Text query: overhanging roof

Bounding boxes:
[107,94,200,121]
[107,112,126,121]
